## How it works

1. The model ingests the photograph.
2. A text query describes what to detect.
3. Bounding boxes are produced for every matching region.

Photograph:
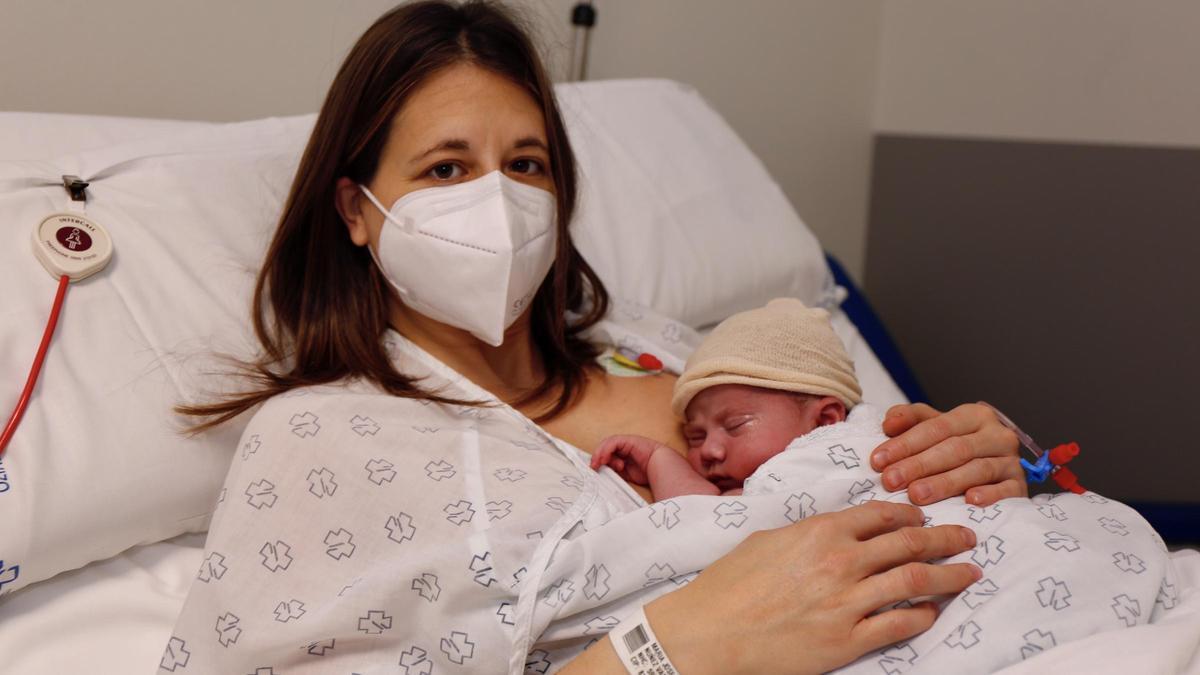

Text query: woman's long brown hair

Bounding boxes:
[179,0,609,431]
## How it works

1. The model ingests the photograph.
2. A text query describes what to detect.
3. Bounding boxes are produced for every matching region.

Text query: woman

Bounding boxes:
[168,2,1025,673]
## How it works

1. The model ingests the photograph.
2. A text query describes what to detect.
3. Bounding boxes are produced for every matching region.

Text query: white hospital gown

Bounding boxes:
[158,304,699,675]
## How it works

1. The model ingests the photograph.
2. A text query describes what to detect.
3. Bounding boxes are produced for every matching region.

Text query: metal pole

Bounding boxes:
[568,1,596,81]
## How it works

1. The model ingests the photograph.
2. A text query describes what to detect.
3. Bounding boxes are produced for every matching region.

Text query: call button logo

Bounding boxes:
[56,226,93,252]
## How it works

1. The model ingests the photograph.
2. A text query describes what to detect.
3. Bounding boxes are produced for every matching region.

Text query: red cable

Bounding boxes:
[0,274,70,458]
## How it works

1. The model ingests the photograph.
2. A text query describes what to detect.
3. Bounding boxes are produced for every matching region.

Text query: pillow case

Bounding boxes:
[559,80,832,328]
[0,116,311,595]
[0,79,832,595]
[0,111,211,162]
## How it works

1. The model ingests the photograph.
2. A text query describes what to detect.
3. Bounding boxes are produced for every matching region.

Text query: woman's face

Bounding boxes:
[337,62,555,250]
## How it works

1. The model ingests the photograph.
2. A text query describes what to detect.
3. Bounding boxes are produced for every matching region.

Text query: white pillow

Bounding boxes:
[0,116,312,595]
[0,112,211,161]
[0,79,831,595]
[559,79,833,328]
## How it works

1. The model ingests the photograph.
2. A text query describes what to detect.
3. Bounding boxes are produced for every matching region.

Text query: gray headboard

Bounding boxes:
[866,133,1200,508]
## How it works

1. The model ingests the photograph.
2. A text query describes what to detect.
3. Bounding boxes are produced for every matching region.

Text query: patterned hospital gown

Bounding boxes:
[159,305,700,675]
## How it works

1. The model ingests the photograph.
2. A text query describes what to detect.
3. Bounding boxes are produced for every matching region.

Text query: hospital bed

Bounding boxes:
[1,80,1197,674]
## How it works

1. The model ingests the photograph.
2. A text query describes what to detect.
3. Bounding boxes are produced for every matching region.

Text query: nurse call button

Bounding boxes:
[31,212,114,281]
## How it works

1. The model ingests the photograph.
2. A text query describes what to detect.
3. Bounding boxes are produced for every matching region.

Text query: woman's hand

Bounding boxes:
[642,502,980,675]
[871,403,1025,506]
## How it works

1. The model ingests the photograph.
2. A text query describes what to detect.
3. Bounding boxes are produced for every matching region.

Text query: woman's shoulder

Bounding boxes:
[251,378,389,418]
[241,378,453,446]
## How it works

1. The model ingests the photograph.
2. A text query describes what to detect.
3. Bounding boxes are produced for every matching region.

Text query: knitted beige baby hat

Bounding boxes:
[671,298,863,418]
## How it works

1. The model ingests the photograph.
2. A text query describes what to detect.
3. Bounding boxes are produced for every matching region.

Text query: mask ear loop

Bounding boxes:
[358,185,413,299]
[359,185,414,233]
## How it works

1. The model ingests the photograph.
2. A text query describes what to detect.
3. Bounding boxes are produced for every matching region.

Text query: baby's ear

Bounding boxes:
[815,397,848,427]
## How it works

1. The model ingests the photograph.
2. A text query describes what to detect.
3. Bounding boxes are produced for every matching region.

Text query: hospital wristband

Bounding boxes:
[609,605,682,675]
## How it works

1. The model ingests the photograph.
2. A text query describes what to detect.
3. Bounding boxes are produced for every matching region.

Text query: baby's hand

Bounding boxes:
[590,434,664,486]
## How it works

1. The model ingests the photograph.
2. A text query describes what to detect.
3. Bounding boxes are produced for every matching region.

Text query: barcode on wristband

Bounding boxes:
[623,624,650,653]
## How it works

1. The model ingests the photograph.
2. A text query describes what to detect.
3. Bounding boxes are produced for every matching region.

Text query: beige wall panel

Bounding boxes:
[1,1,395,121]
[875,0,1200,147]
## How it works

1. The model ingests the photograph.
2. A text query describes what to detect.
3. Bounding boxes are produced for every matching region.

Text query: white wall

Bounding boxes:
[0,1,398,122]
[0,0,883,281]
[550,0,884,280]
[874,0,1200,148]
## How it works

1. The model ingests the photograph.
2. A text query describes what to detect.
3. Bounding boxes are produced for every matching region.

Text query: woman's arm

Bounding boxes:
[561,501,980,675]
[871,403,1026,506]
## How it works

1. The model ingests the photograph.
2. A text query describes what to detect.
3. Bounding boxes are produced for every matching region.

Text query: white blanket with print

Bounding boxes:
[533,404,1182,674]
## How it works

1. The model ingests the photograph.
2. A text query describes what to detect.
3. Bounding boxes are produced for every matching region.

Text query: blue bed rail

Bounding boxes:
[824,254,929,404]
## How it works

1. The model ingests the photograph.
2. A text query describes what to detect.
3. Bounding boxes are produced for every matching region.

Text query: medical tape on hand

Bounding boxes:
[610,605,682,675]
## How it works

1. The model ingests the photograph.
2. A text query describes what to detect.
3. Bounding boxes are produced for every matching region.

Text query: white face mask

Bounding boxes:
[359,171,557,347]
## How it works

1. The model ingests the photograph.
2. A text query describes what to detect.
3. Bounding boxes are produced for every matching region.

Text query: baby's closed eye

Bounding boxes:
[724,416,753,432]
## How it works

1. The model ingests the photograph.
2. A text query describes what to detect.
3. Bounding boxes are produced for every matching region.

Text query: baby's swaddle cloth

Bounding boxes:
[534,405,1181,674]
[750,405,1180,672]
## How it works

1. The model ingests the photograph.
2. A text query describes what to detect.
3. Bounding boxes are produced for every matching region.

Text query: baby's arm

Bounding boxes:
[590,434,720,499]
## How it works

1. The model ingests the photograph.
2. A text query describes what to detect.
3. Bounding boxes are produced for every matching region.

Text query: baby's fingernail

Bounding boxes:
[968,492,983,505]
[912,483,932,502]
[971,565,983,580]
[884,468,904,488]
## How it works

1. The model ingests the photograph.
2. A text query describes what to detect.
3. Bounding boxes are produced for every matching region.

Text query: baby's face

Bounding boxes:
[682,384,826,491]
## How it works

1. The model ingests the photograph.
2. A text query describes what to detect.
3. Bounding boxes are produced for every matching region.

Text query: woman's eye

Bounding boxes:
[429,163,463,180]
[509,158,544,175]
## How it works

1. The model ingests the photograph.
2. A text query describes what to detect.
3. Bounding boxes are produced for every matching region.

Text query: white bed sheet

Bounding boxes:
[0,532,205,674]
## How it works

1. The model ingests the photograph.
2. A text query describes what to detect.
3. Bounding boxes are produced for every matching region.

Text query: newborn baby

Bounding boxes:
[591,298,861,498]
